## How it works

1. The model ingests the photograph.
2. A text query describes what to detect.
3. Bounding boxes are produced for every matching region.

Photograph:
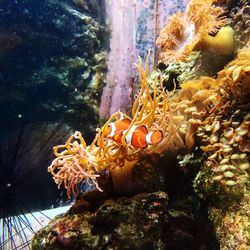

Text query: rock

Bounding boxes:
[0,0,108,140]
[31,191,169,250]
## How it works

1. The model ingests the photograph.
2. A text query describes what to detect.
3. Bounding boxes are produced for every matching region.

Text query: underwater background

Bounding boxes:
[0,0,249,249]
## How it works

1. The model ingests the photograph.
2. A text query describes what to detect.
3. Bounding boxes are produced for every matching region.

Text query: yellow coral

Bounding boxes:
[48,52,222,196]
[197,46,250,192]
[156,0,228,64]
[198,26,235,55]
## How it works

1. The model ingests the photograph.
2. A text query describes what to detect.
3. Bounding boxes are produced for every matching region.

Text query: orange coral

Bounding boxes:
[51,44,250,197]
[48,52,221,196]
[48,131,104,197]
[156,0,228,64]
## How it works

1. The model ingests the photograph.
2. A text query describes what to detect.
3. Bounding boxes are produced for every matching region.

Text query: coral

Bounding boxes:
[50,43,248,198]
[229,0,250,49]
[31,190,219,249]
[49,54,169,195]
[209,192,250,249]
[32,191,169,249]
[156,0,228,64]
[198,26,235,55]
[195,46,250,196]
[49,52,222,196]
[48,131,103,197]
[193,45,250,249]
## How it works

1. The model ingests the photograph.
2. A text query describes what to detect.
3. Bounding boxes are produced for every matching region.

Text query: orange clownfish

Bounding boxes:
[124,125,163,148]
[102,118,132,144]
[103,118,163,148]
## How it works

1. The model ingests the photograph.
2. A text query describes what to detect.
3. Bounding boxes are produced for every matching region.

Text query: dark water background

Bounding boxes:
[0,0,107,133]
[0,0,108,217]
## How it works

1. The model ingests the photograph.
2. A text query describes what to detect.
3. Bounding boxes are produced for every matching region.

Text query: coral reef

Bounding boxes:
[195,46,250,197]
[32,191,219,250]
[156,0,229,64]
[32,191,169,249]
[209,192,250,249]
[229,0,250,49]
[193,44,250,248]
[33,1,249,249]
[48,42,250,250]
[48,51,222,196]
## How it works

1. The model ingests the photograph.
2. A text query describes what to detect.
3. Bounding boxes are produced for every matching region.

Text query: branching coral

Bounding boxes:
[156,0,229,64]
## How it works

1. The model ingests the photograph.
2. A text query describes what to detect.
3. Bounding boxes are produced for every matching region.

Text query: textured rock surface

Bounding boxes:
[32,192,169,249]
[0,0,108,140]
[31,170,218,250]
[209,192,250,250]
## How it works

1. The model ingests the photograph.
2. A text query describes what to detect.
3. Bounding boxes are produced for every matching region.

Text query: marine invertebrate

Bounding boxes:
[156,0,228,64]
[198,26,235,55]
[196,45,250,194]
[0,123,71,249]
[229,0,250,49]
[49,52,221,196]
[209,191,250,249]
[48,131,104,197]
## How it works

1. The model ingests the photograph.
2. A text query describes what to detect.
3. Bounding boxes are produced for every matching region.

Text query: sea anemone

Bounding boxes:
[48,53,221,196]
[156,0,228,64]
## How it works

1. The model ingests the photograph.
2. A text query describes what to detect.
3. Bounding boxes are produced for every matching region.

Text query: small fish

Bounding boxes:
[103,118,163,148]
[125,125,163,148]
[103,118,132,144]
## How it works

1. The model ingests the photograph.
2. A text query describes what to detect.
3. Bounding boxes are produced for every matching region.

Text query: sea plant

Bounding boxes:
[156,0,231,64]
[48,52,221,196]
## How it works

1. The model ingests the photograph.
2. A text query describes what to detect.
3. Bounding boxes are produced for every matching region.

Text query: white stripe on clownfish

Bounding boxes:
[146,132,153,144]
[125,125,163,148]
[109,122,116,137]
[124,125,140,145]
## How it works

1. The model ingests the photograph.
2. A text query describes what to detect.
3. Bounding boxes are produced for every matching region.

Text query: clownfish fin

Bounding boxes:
[114,118,132,134]
[113,132,123,145]
[136,125,148,134]
[120,118,132,125]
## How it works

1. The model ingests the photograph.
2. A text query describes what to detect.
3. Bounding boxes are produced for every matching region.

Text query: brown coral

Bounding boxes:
[229,0,250,49]
[196,46,250,193]
[156,0,228,64]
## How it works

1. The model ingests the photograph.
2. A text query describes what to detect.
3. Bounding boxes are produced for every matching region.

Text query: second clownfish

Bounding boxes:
[103,118,163,148]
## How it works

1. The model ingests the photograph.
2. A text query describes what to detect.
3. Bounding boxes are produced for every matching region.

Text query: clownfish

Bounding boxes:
[103,118,163,148]
[124,125,163,148]
[102,118,132,144]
